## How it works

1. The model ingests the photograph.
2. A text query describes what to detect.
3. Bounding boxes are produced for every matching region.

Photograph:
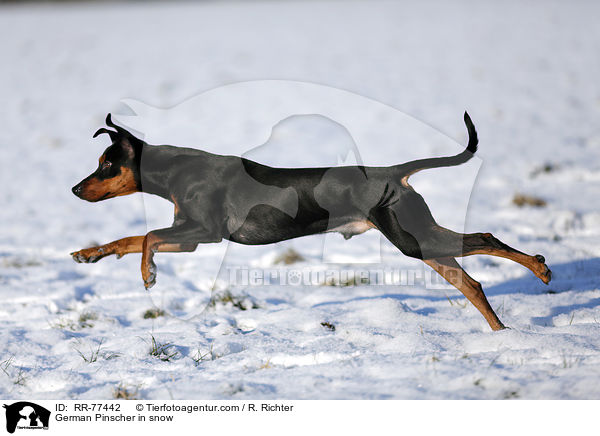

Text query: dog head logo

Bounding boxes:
[3,402,50,434]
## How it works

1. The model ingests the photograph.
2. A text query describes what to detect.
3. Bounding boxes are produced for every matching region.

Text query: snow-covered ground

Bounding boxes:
[1,0,600,400]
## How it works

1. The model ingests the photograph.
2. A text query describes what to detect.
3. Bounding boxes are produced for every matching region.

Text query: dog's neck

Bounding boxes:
[138,144,175,199]
[137,143,216,200]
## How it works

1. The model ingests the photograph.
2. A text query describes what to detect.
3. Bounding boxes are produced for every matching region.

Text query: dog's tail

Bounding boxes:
[399,112,478,186]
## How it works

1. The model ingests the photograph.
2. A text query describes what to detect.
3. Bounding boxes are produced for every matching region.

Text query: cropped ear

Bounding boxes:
[105,113,116,128]
[105,113,127,133]
[93,128,118,141]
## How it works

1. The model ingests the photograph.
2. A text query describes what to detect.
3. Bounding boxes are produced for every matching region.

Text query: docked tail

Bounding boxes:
[400,112,478,186]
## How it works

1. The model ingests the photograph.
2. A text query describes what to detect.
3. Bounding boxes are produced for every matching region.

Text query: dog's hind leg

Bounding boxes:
[370,208,507,330]
[370,207,550,285]
[368,207,425,259]
[423,257,506,330]
[417,227,551,285]
[459,231,551,284]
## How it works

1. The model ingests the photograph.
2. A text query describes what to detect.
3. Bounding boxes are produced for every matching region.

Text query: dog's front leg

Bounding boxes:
[71,236,145,263]
[141,221,221,289]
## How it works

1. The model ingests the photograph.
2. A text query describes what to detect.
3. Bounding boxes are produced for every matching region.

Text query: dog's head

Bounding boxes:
[72,114,143,202]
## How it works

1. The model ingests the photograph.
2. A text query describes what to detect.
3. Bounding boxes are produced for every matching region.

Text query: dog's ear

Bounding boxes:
[93,128,118,141]
[98,113,131,141]
[105,113,143,147]
[105,113,116,128]
[105,113,127,133]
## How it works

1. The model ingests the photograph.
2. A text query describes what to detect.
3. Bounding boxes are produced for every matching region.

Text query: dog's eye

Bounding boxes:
[101,161,112,170]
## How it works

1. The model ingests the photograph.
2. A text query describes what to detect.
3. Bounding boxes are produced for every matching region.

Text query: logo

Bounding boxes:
[3,402,50,434]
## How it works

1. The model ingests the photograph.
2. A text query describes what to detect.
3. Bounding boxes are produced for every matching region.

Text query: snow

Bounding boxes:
[1,0,600,400]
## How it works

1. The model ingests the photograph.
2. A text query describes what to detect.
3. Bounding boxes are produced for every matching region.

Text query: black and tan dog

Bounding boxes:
[71,112,551,330]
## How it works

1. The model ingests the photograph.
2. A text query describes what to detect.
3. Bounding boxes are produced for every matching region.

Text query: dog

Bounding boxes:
[71,112,551,330]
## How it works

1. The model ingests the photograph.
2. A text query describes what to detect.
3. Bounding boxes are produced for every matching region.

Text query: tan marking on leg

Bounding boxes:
[71,234,195,265]
[110,236,144,257]
[71,236,144,263]
[141,233,198,289]
[465,247,551,284]
[424,257,506,331]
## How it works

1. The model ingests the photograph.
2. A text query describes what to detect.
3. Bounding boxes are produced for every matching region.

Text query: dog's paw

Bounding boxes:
[143,261,157,290]
[144,274,156,290]
[71,247,104,263]
[542,266,552,284]
[534,254,552,284]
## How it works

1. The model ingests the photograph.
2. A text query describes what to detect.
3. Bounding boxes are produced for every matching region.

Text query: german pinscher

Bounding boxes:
[71,112,551,330]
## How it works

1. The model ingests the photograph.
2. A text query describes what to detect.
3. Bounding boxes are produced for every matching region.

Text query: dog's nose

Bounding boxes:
[72,184,82,197]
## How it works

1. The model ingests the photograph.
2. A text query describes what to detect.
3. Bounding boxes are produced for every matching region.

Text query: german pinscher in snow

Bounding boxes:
[71,112,551,330]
